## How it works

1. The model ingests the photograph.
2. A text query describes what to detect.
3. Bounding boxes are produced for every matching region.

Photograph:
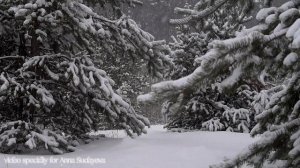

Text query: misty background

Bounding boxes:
[128,0,286,41]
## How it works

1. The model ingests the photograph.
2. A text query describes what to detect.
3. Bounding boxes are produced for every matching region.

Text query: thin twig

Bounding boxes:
[0,56,24,60]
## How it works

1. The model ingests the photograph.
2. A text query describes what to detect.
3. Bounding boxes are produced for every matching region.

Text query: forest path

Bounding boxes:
[0,125,256,168]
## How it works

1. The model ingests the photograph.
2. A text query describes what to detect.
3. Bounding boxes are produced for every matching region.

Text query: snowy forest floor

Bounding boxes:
[0,125,257,168]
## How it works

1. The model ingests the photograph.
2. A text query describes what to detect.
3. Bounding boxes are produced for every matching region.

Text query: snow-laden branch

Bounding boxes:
[138,29,285,104]
[170,0,229,25]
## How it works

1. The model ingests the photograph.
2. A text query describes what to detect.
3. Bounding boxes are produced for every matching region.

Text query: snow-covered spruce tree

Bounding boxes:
[139,0,300,167]
[161,0,257,132]
[0,0,172,154]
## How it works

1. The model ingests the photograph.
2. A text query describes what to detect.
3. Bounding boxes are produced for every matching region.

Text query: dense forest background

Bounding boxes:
[129,0,285,41]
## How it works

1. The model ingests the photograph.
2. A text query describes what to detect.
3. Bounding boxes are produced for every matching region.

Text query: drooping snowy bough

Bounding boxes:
[139,0,300,167]
[0,0,172,154]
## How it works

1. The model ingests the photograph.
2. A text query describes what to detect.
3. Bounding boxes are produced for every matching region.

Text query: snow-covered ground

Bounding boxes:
[0,125,257,168]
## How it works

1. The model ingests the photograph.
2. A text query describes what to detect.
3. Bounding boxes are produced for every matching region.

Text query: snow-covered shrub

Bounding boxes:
[164,86,257,133]
[0,121,76,154]
[202,118,225,131]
